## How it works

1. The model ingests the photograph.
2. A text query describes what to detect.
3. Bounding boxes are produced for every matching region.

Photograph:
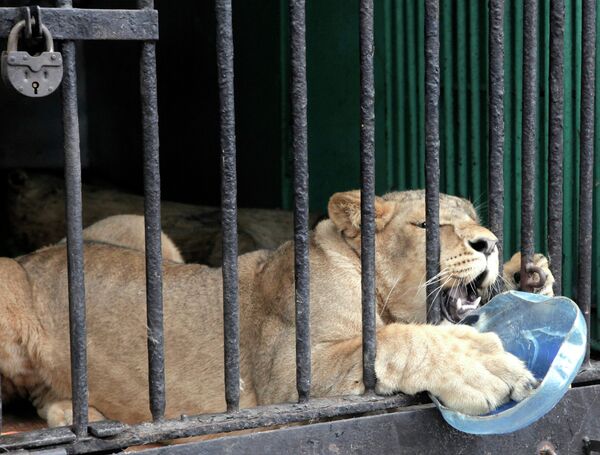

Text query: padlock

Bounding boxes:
[1,20,63,97]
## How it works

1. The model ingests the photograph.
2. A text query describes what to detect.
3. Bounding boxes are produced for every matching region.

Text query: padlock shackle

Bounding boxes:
[7,20,54,53]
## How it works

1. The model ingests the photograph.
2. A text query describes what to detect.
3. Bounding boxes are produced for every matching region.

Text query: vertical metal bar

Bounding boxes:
[359,0,377,393]
[488,0,505,272]
[520,0,538,292]
[548,0,565,295]
[0,376,3,434]
[578,0,595,362]
[58,0,88,437]
[138,0,165,421]
[216,0,241,411]
[425,0,441,324]
[289,0,311,403]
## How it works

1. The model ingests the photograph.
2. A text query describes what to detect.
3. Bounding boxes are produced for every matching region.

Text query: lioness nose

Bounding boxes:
[468,237,497,256]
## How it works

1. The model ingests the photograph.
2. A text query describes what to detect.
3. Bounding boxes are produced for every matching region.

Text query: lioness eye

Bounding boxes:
[419,222,426,229]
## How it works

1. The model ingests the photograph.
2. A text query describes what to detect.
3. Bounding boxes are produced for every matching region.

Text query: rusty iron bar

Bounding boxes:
[215,0,241,412]
[138,0,166,422]
[289,0,311,403]
[520,0,538,292]
[548,0,565,295]
[488,0,505,277]
[0,7,158,40]
[425,0,441,323]
[359,0,377,392]
[58,0,89,438]
[578,0,596,362]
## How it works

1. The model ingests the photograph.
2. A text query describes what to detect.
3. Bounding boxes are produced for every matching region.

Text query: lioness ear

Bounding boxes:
[328,191,396,238]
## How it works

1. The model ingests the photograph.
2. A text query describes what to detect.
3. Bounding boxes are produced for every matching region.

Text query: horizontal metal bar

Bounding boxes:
[0,8,158,40]
[574,361,600,384]
[0,427,76,452]
[0,394,422,453]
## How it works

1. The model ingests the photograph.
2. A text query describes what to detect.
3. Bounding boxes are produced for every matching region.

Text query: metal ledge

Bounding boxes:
[0,394,422,453]
[575,360,600,384]
[2,360,599,453]
[0,8,158,40]
[140,384,600,455]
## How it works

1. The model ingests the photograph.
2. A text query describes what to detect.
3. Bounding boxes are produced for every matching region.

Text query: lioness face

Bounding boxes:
[328,190,499,324]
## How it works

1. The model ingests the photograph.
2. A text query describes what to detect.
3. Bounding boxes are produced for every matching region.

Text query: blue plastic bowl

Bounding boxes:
[430,290,587,435]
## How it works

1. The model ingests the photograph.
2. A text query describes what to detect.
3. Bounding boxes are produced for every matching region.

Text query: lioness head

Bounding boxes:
[327,190,499,324]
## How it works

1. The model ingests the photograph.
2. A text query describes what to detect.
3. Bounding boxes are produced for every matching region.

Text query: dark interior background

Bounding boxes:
[0,0,284,208]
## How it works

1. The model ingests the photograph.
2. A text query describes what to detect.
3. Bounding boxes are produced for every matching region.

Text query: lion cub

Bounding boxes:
[0,190,553,428]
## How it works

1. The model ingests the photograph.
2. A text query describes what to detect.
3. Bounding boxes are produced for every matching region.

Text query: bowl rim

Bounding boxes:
[430,291,587,432]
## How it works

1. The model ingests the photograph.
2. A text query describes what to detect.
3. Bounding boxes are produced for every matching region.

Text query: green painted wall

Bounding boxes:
[279,0,599,348]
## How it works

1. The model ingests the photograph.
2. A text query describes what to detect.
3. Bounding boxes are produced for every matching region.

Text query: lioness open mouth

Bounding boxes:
[441,271,487,323]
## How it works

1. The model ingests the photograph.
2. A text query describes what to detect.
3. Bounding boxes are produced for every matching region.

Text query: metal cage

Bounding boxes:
[0,1,599,453]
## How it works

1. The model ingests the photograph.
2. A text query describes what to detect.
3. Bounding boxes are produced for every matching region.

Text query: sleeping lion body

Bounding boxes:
[0,191,553,426]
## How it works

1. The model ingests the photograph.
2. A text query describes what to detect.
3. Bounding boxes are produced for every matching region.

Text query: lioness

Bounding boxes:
[0,190,553,427]
[59,214,184,264]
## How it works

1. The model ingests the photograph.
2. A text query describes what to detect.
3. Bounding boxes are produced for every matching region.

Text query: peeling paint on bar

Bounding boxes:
[215,0,241,412]
[289,0,311,403]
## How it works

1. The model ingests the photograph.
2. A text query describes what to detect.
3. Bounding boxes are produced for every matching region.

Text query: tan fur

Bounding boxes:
[60,214,184,263]
[0,190,553,427]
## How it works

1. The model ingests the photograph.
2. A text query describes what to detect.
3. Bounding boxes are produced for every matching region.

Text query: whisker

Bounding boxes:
[425,275,453,318]
[418,268,450,291]
[379,274,403,317]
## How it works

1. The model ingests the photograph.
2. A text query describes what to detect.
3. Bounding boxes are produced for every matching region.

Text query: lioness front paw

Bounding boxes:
[39,400,106,428]
[428,325,537,415]
[503,252,555,296]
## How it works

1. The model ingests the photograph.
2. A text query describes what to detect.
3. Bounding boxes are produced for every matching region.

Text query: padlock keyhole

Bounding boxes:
[31,81,39,94]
